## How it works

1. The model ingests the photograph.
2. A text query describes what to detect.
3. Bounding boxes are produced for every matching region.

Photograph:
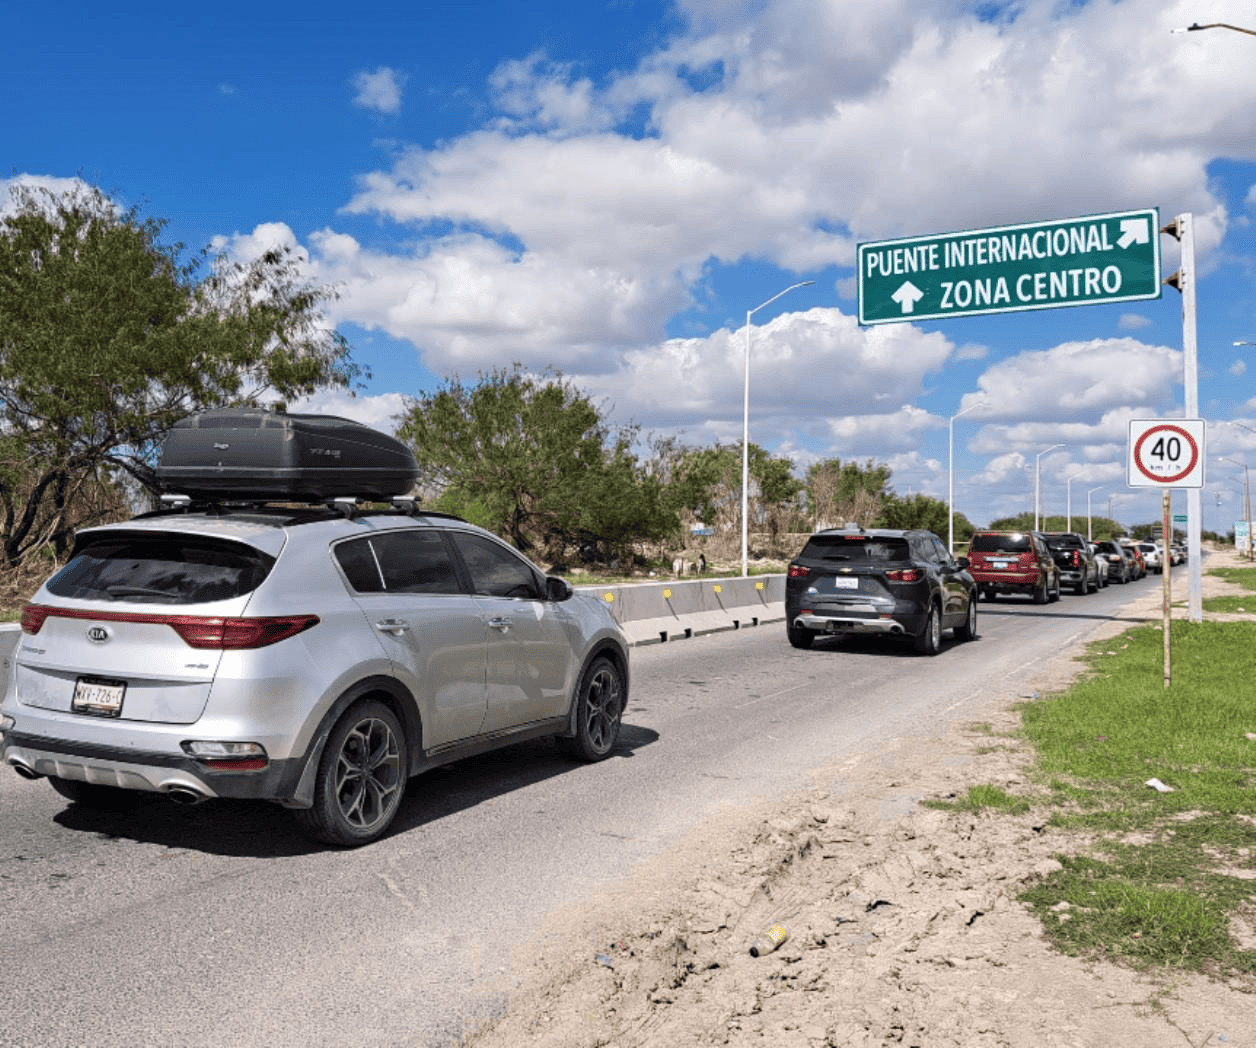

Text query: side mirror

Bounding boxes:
[956,556,971,570]
[546,576,574,602]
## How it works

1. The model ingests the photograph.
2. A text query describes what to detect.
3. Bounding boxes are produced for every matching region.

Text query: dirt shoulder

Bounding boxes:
[461,551,1255,1048]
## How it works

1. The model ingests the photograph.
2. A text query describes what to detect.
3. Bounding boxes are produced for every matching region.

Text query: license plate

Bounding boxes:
[72,677,126,717]
[992,559,1013,568]
[833,577,859,589]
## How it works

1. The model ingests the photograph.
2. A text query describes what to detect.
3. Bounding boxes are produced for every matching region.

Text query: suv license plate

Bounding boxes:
[833,577,859,589]
[72,677,126,717]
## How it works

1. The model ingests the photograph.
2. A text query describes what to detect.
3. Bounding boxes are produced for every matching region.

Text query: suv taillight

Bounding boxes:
[885,568,923,582]
[168,615,320,649]
[19,604,318,649]
[788,564,810,578]
[20,604,50,634]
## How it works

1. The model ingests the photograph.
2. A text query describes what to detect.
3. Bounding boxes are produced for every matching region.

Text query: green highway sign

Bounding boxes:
[858,208,1161,325]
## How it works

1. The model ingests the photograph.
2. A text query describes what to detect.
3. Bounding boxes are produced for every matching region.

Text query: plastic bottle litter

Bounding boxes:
[749,923,790,957]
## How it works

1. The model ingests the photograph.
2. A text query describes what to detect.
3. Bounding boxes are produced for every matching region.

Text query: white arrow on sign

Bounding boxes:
[1117,218,1149,249]
[891,280,924,314]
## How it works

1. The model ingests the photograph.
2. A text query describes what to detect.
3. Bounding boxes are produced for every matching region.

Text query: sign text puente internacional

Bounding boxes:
[858,208,1161,325]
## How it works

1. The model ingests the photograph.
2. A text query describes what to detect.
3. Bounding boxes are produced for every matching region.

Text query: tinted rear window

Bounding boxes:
[970,533,1030,553]
[46,532,275,605]
[798,535,910,563]
[1044,535,1081,550]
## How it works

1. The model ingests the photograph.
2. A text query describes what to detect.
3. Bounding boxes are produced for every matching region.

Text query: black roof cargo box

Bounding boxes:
[156,408,420,502]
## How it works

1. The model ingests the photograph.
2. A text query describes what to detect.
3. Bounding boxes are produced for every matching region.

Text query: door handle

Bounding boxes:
[375,619,411,635]
[488,617,511,633]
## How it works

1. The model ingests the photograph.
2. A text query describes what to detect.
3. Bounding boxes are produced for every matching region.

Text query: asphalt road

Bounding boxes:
[0,568,1177,1048]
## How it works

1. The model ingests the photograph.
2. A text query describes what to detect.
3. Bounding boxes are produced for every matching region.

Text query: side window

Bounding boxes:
[371,530,463,595]
[913,535,939,564]
[450,532,542,599]
[334,537,384,593]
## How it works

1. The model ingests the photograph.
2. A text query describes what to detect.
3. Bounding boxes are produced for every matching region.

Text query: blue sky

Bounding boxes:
[6,0,1256,532]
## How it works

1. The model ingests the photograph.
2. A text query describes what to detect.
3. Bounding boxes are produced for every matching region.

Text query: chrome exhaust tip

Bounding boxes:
[8,759,42,781]
[165,785,209,806]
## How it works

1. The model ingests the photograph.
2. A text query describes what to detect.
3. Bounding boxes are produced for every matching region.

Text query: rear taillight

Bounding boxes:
[885,568,923,582]
[20,604,51,634]
[788,564,810,578]
[17,605,318,649]
[1072,550,1081,567]
[167,615,320,650]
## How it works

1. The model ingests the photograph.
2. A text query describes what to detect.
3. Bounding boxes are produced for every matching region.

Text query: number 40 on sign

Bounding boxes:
[1127,419,1206,489]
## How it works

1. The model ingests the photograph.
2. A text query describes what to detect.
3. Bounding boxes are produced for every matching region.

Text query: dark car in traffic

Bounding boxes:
[966,530,1061,603]
[785,527,977,655]
[1043,531,1101,595]
[1094,540,1133,583]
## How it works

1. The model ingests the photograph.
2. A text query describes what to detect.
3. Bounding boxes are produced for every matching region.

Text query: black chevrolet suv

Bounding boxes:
[785,527,978,655]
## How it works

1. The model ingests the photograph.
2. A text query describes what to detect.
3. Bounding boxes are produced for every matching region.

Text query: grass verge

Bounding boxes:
[936,618,1256,979]
[1204,566,1256,614]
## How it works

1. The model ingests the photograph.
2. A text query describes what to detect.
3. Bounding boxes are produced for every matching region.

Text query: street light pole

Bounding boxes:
[741,280,815,576]
[1086,486,1103,542]
[1222,455,1252,559]
[948,401,985,553]
[1066,469,1086,534]
[1225,421,1256,559]
[1034,444,1064,531]
[1172,22,1256,37]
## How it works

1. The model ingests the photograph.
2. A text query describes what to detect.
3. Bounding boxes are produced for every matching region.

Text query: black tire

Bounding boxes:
[556,656,624,762]
[48,776,140,810]
[293,699,406,847]
[954,595,978,642]
[980,586,996,602]
[1049,576,1062,603]
[1032,577,1049,604]
[787,622,814,649]
[913,603,941,655]
[1074,579,1087,596]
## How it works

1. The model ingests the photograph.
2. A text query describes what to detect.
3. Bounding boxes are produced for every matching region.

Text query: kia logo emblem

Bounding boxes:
[86,625,111,644]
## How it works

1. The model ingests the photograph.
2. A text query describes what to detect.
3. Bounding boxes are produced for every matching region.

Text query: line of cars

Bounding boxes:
[784,524,1173,659]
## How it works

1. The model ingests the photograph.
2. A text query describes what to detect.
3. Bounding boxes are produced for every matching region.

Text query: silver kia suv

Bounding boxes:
[0,503,630,846]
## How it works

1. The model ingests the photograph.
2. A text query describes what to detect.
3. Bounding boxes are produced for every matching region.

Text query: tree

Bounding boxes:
[0,182,359,565]
[876,493,972,540]
[805,458,892,529]
[662,442,803,552]
[396,365,676,562]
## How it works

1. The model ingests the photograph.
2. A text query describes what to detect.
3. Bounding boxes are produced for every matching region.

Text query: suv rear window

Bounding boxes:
[1044,535,1081,550]
[970,533,1031,553]
[46,532,275,605]
[798,534,910,562]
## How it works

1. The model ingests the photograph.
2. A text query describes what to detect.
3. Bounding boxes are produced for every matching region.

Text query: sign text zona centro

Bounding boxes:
[857,208,1162,325]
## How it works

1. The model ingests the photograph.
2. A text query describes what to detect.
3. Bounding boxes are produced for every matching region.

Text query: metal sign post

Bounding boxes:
[1161,213,1203,622]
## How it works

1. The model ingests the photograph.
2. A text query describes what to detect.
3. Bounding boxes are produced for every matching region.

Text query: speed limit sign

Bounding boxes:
[1128,419,1206,488]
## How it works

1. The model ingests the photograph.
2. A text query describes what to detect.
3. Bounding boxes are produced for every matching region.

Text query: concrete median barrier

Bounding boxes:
[578,575,785,646]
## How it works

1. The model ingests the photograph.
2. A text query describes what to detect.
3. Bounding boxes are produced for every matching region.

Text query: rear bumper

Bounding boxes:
[970,570,1038,592]
[1,729,305,804]
[789,605,927,637]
